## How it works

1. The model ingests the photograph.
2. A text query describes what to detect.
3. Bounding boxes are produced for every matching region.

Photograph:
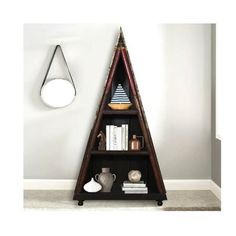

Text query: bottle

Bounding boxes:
[129,135,144,151]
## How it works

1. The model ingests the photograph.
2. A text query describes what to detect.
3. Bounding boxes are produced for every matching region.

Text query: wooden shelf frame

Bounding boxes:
[73,28,167,207]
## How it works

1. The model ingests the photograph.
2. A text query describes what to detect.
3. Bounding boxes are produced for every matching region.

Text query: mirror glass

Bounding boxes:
[41,78,76,108]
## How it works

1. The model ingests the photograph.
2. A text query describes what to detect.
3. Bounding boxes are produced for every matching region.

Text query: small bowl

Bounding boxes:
[108,103,132,110]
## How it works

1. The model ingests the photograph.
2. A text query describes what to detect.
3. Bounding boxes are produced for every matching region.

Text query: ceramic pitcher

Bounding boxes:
[95,168,116,192]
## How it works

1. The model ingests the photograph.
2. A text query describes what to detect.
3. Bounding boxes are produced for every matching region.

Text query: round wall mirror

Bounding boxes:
[40,45,77,109]
[40,78,76,108]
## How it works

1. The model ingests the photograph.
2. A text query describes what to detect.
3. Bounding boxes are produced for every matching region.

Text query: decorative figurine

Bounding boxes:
[108,83,132,110]
[128,170,142,183]
[97,131,106,150]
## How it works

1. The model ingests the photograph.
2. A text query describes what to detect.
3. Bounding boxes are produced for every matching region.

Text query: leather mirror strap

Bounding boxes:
[41,45,76,95]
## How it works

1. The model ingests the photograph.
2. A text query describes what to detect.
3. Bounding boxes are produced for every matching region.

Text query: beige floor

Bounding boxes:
[24,190,220,211]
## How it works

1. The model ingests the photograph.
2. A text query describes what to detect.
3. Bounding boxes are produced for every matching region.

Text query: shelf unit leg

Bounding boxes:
[78,200,84,206]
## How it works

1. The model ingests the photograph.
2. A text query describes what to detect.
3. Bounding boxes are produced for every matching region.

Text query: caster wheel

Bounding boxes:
[78,200,84,206]
[157,201,163,206]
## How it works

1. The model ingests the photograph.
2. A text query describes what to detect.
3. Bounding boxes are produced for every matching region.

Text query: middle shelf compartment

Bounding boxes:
[95,115,146,151]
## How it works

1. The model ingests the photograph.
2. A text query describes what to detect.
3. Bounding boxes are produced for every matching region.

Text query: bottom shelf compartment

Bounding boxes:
[75,154,166,204]
[84,155,159,194]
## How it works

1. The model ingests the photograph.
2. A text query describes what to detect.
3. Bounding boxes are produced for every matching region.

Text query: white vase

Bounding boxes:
[83,178,102,193]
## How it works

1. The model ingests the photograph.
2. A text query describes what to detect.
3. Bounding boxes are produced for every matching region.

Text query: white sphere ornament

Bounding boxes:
[128,170,142,183]
[83,178,102,193]
[40,79,76,108]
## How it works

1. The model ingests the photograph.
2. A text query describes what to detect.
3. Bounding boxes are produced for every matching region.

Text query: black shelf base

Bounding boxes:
[73,192,167,206]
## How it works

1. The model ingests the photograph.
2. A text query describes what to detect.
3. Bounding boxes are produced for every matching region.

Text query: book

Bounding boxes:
[105,124,129,151]
[106,125,110,150]
[109,125,115,150]
[123,181,146,187]
[124,189,148,194]
[122,186,148,191]
[125,124,128,150]
[122,124,126,150]
[122,180,148,194]
[116,126,122,150]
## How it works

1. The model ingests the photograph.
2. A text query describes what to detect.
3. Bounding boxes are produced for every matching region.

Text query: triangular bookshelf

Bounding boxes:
[73,28,167,206]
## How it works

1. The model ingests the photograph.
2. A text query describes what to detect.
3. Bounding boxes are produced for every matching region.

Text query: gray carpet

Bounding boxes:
[24,190,220,211]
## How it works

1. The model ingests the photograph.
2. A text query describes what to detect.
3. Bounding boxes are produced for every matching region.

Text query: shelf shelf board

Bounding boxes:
[74,192,167,201]
[91,150,149,156]
[103,109,138,115]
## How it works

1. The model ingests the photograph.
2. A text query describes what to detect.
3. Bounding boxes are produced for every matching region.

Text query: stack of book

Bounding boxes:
[106,124,128,150]
[122,181,148,194]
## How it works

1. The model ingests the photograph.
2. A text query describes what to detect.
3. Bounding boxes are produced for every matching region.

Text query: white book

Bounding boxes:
[125,124,128,150]
[116,126,122,150]
[122,186,148,191]
[109,125,115,150]
[106,125,110,150]
[107,124,128,151]
[121,125,126,150]
[112,126,122,150]
[124,189,148,194]
[112,126,118,150]
[123,181,146,187]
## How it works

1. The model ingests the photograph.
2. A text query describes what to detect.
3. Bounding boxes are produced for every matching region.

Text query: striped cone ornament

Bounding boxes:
[110,84,131,104]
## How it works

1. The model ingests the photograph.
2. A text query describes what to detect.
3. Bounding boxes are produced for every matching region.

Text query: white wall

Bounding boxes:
[24,24,212,179]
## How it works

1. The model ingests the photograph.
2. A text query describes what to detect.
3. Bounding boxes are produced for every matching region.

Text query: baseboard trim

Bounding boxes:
[24,179,221,200]
[164,179,211,190]
[24,179,77,190]
[210,180,221,200]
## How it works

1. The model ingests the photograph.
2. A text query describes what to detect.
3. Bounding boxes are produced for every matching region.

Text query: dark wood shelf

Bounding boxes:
[103,109,138,115]
[74,192,167,201]
[74,30,167,207]
[91,150,149,156]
